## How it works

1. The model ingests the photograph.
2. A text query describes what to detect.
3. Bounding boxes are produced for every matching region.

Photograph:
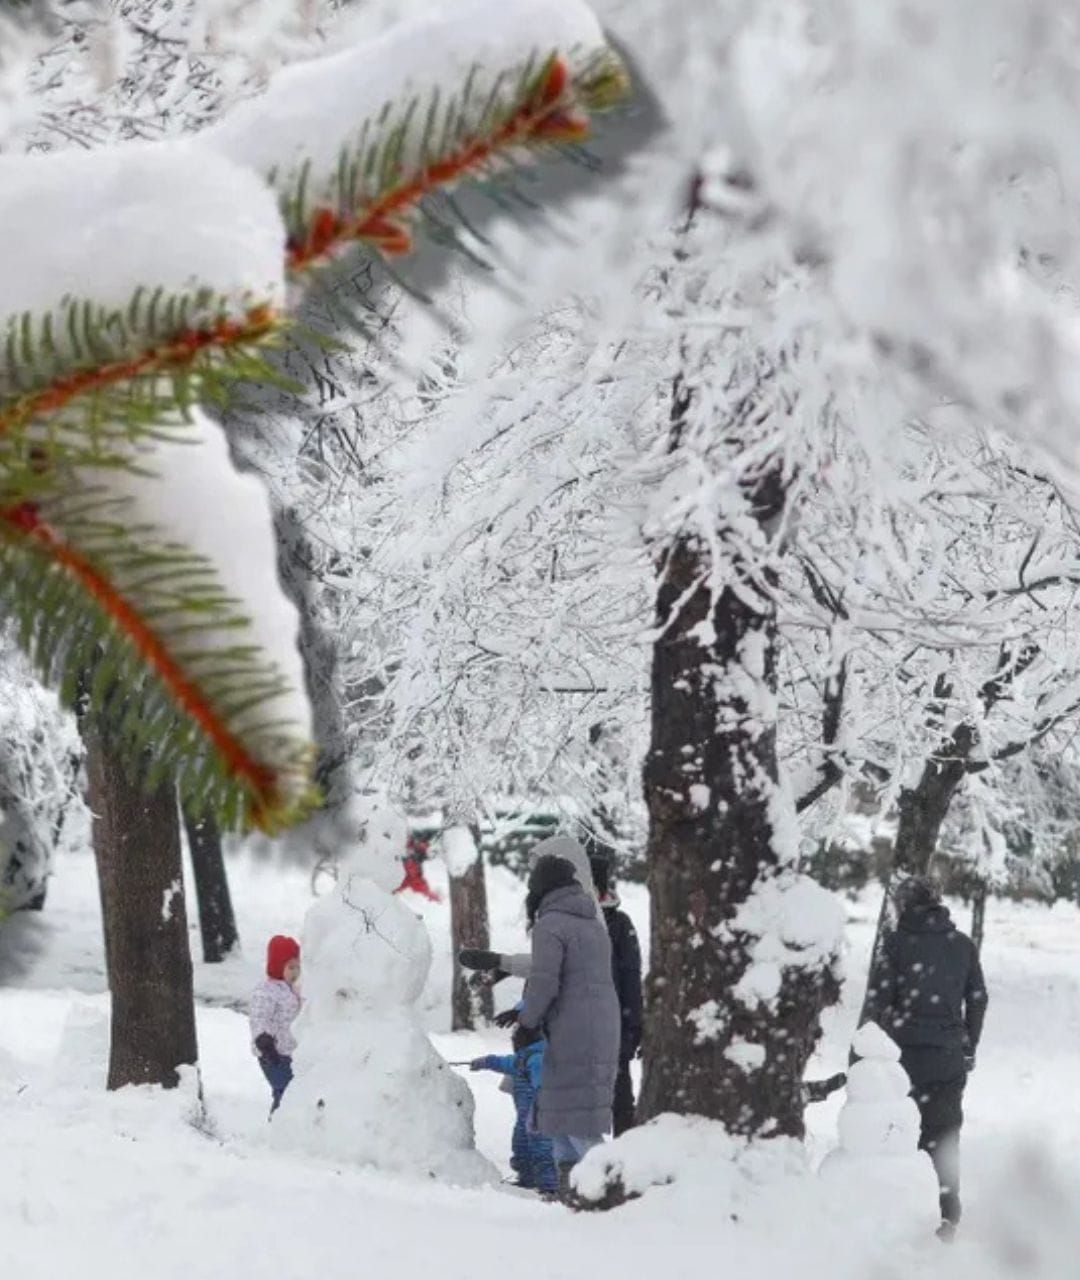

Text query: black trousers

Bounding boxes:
[912,1076,965,1225]
[613,1059,636,1137]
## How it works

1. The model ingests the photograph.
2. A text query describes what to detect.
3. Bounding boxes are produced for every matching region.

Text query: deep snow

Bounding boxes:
[2,847,1080,1278]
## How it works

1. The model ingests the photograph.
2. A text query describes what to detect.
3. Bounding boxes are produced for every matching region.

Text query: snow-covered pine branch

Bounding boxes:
[0,0,633,832]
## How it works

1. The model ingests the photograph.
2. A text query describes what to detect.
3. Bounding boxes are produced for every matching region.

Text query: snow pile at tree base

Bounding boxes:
[818,1023,939,1240]
[572,1114,810,1211]
[574,1102,937,1249]
[270,824,497,1186]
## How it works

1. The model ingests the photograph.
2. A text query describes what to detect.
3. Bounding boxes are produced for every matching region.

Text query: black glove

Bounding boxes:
[803,1072,847,1103]
[963,1052,976,1074]
[254,1032,281,1065]
[459,948,502,972]
[493,1007,519,1030]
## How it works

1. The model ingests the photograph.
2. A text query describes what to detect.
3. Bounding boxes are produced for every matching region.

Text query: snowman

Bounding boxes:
[819,1021,940,1239]
[270,796,496,1185]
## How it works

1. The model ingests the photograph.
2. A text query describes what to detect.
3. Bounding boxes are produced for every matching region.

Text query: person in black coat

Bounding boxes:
[864,876,988,1234]
[588,849,643,1136]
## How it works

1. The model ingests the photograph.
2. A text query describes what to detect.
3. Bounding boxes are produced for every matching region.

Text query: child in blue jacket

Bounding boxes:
[471,1024,556,1193]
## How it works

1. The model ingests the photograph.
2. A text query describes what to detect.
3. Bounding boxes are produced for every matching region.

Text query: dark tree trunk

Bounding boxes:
[83,719,198,1091]
[856,732,974,1031]
[448,827,494,1032]
[181,805,239,964]
[892,737,973,878]
[639,464,839,1139]
[970,879,988,955]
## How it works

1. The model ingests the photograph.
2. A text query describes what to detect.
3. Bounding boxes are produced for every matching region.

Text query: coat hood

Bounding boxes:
[529,835,597,901]
[899,903,953,934]
[537,881,599,921]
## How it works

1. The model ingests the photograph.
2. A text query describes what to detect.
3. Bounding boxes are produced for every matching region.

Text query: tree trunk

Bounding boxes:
[857,737,973,1029]
[970,879,988,955]
[84,719,198,1091]
[892,739,973,878]
[640,469,839,1139]
[448,827,494,1032]
[182,805,239,964]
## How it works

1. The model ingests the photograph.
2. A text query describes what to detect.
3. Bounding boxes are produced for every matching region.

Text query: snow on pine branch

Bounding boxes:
[208,0,629,270]
[0,139,314,829]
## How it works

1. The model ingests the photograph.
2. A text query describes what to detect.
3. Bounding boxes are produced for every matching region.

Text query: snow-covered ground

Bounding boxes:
[2,848,1079,1278]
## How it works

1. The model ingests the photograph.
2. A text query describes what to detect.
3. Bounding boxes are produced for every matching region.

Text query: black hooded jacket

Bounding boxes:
[865,903,988,1081]
[602,902,643,1060]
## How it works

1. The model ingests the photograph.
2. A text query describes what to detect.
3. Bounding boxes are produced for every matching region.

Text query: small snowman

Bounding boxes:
[270,797,496,1186]
[819,1021,940,1239]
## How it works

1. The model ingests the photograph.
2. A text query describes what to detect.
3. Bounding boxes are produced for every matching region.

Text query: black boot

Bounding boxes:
[556,1161,576,1203]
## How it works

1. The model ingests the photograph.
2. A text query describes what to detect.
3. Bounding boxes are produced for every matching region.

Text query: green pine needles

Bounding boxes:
[281,47,630,272]
[0,292,292,503]
[0,28,633,834]
[0,285,318,831]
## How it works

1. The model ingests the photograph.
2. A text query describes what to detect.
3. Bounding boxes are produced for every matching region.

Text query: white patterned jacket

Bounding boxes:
[249,978,301,1057]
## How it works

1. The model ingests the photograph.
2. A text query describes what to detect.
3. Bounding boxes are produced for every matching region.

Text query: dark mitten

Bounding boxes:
[493,1007,520,1030]
[803,1072,847,1103]
[459,948,502,972]
[963,1052,976,1073]
[254,1033,280,1064]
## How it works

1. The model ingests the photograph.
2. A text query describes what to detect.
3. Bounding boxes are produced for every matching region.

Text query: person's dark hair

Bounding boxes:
[588,850,611,898]
[525,854,577,927]
[892,874,941,916]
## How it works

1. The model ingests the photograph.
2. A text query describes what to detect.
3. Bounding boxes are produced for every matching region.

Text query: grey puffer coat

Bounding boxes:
[501,835,597,979]
[518,881,619,1138]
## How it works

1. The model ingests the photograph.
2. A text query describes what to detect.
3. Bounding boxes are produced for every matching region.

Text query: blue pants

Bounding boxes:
[512,1108,556,1191]
[551,1134,602,1166]
[259,1056,293,1114]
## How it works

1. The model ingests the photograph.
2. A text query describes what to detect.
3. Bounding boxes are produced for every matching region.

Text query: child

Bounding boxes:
[249,934,301,1114]
[471,1025,557,1193]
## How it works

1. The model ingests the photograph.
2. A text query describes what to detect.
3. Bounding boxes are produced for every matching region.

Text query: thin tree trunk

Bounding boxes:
[891,739,973,878]
[448,827,493,1031]
[856,741,973,1031]
[182,805,239,964]
[970,879,988,955]
[640,464,838,1139]
[84,719,198,1090]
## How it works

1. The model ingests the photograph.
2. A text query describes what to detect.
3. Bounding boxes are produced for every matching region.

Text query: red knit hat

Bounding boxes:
[266,934,300,979]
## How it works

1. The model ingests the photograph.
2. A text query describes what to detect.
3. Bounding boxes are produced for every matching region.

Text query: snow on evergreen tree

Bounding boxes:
[0,0,630,835]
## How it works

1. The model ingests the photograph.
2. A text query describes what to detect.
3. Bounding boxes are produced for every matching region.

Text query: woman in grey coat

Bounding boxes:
[518,853,620,1177]
[458,834,598,984]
